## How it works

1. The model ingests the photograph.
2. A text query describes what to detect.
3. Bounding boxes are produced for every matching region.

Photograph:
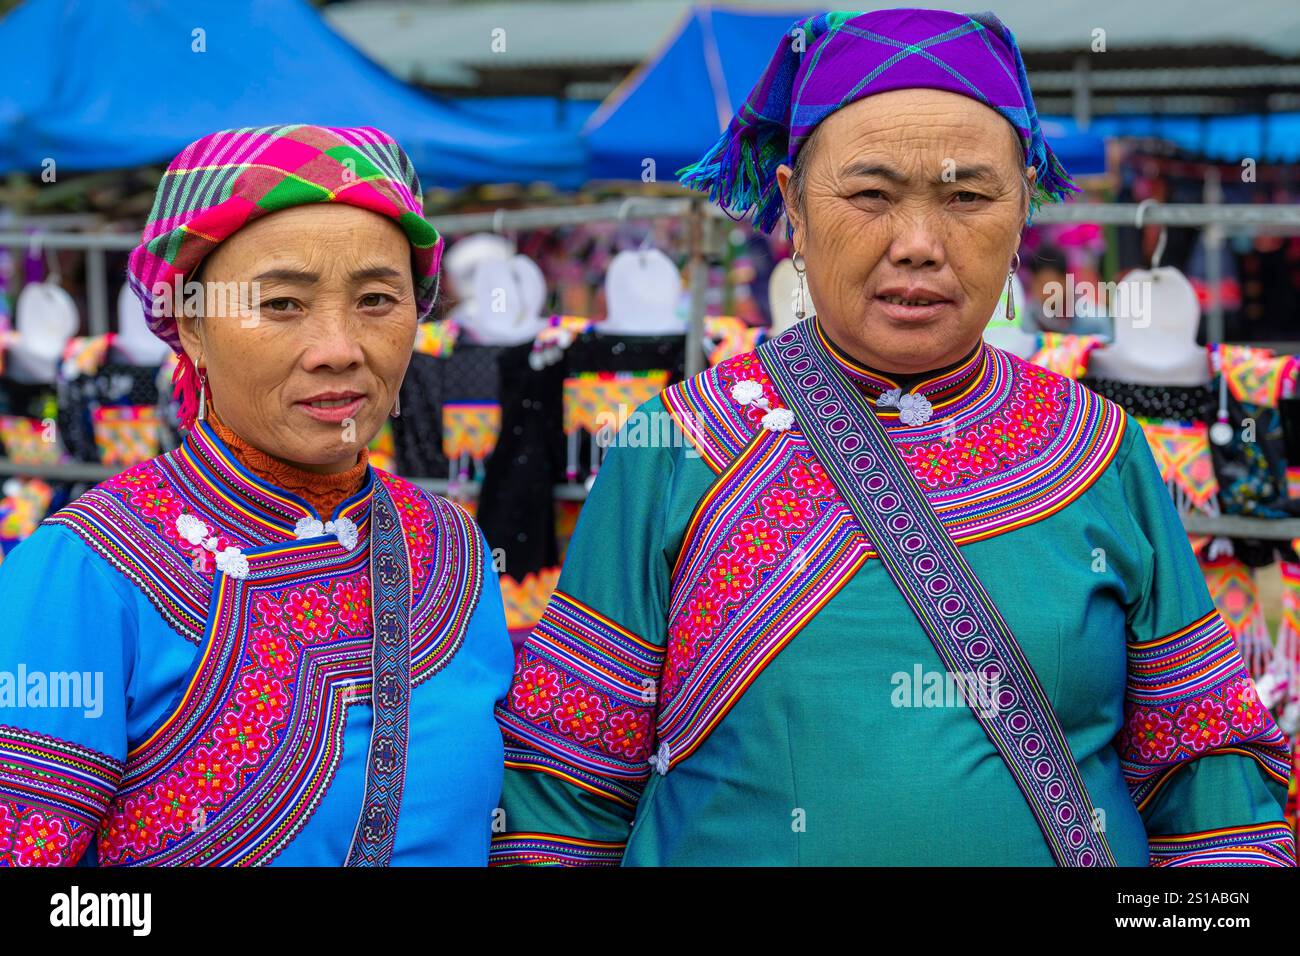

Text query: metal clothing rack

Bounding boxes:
[4,199,1300,537]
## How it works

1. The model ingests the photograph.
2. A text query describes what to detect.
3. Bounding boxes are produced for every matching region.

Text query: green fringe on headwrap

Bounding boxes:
[677,111,791,235]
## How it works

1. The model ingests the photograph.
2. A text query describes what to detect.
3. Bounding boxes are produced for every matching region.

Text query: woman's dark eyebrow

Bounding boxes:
[249,266,403,282]
[350,266,404,282]
[841,162,1001,185]
[252,267,318,283]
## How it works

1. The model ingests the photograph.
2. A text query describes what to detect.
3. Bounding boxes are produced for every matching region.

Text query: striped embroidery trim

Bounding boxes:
[660,346,1126,552]
[489,832,624,867]
[0,725,122,829]
[1121,609,1294,807]
[657,430,868,764]
[1149,822,1296,867]
[496,591,662,807]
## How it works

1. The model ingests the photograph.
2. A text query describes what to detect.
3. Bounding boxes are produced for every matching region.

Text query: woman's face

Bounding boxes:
[776,87,1035,374]
[176,203,418,474]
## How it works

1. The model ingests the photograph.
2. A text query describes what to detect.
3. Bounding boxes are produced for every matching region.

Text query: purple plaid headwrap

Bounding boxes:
[678,8,1078,233]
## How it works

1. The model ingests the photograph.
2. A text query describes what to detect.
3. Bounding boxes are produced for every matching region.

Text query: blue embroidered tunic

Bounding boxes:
[0,421,513,866]
[491,331,1295,866]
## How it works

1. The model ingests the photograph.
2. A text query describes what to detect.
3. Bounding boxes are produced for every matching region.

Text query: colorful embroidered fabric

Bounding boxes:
[367,419,396,473]
[0,478,54,552]
[1135,418,1219,516]
[0,726,122,866]
[1199,557,1273,682]
[497,591,662,808]
[59,334,115,380]
[20,422,487,865]
[493,331,1294,865]
[414,319,459,358]
[563,370,671,437]
[1119,611,1292,833]
[91,405,161,466]
[442,402,501,462]
[1148,823,1296,867]
[0,415,62,466]
[703,315,765,367]
[1029,331,1106,381]
[498,567,561,633]
[663,340,1125,548]
[1214,343,1300,408]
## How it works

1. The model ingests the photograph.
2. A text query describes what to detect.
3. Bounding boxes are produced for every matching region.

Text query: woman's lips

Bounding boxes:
[874,295,953,322]
[296,396,365,423]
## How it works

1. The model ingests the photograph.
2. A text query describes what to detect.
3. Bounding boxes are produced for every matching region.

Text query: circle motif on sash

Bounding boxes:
[839,434,862,454]
[1007,710,1029,733]
[1034,759,1053,779]
[1078,849,1096,866]
[996,686,1016,710]
[809,385,830,402]
[1021,734,1043,756]
[1067,825,1086,848]
[888,513,912,533]
[926,574,951,595]
[966,637,988,657]
[800,373,821,391]
[913,554,936,575]
[865,474,886,492]
[1046,780,1065,801]
[950,615,976,639]
[827,415,848,435]
[940,595,963,615]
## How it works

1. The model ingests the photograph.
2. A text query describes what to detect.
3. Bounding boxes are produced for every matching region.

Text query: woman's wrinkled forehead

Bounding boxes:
[804,89,1028,180]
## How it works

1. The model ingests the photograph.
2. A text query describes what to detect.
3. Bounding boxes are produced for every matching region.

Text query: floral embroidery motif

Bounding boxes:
[0,726,122,867]
[1120,610,1292,808]
[497,592,663,805]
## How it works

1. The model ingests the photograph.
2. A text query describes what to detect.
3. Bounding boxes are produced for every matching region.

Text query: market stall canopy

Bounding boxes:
[0,0,587,187]
[583,6,1109,184]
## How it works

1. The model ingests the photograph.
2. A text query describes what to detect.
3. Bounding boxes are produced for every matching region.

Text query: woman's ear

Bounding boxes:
[174,296,202,371]
[1023,165,1038,222]
[775,163,803,248]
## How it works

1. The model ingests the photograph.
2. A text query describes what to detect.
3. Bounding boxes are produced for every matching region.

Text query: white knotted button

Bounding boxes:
[647,740,671,776]
[295,514,359,551]
[731,379,794,432]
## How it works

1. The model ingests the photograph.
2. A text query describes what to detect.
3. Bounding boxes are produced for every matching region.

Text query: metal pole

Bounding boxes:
[1203,167,1225,344]
[685,201,708,379]
[85,247,109,336]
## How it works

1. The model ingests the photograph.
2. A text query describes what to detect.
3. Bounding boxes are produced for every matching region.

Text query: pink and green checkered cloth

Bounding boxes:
[127,124,443,429]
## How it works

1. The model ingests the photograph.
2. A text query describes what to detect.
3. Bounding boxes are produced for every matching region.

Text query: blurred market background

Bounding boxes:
[2,0,1300,689]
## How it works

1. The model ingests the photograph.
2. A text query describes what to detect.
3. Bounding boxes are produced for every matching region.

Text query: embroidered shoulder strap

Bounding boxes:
[345,478,413,866]
[763,322,1115,867]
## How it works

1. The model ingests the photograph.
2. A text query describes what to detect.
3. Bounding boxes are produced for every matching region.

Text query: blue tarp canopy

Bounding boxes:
[584,6,1110,182]
[0,0,587,187]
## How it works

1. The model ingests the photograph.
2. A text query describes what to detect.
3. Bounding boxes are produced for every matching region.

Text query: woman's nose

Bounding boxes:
[887,212,946,269]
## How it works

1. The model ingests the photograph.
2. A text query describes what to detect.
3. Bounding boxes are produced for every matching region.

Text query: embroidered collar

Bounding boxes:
[812,319,991,423]
[178,419,375,539]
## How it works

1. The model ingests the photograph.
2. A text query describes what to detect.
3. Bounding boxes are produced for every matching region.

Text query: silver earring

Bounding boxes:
[793,251,807,321]
[391,390,401,419]
[197,369,207,422]
[1005,252,1020,321]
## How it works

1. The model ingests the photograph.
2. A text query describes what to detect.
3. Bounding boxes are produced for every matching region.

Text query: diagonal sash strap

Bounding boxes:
[764,321,1115,867]
[346,480,414,866]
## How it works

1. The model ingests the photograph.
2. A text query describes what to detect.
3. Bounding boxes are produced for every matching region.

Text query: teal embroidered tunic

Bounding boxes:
[492,331,1294,866]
